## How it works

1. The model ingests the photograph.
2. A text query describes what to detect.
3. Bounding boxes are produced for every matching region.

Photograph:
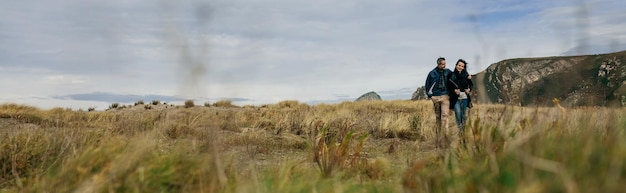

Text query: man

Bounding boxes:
[424,57,452,147]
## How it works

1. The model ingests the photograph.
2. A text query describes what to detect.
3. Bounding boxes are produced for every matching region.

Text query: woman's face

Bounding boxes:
[455,62,465,72]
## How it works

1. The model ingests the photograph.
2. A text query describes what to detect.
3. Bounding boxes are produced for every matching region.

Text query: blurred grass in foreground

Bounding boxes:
[0,100,624,192]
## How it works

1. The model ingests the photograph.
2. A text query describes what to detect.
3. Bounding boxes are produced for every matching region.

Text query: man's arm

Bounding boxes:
[424,71,434,98]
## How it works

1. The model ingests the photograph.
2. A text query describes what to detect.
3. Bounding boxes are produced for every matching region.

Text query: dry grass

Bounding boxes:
[0,100,625,192]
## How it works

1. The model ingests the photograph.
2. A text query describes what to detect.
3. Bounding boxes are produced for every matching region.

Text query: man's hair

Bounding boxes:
[436,57,446,64]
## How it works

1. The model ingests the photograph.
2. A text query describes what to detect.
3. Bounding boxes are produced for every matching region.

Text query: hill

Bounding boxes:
[413,50,626,107]
[355,91,382,101]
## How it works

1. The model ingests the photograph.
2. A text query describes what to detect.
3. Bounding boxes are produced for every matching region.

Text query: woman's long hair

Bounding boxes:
[455,59,469,78]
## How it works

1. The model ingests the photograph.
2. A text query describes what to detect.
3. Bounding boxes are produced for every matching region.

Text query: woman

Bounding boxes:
[447,59,473,135]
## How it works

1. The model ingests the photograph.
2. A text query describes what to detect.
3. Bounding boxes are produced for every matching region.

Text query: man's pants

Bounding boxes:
[431,95,450,135]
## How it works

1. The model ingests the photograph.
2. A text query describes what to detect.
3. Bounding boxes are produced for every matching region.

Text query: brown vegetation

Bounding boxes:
[0,100,624,192]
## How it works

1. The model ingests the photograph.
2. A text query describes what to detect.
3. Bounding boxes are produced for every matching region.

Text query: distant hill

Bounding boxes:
[413,50,626,107]
[356,91,382,101]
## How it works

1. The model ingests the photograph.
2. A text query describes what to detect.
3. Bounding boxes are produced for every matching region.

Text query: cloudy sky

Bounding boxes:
[1,0,625,110]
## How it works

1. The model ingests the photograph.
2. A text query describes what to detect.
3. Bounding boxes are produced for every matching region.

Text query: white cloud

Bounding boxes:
[1,0,625,109]
[43,75,89,84]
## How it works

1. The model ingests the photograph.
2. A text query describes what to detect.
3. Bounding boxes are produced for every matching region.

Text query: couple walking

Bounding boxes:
[424,57,473,147]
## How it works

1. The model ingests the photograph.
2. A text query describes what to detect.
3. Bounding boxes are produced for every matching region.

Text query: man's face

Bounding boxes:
[437,60,446,69]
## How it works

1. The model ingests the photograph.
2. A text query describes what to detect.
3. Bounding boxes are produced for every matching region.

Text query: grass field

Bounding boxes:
[1,100,624,192]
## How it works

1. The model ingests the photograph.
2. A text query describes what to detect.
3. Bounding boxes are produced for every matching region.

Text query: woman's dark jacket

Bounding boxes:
[447,70,473,109]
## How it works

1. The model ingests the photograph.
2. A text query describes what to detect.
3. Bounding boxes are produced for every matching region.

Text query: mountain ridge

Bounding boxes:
[412,50,626,107]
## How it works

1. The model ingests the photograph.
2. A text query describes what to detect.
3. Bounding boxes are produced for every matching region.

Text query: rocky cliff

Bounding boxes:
[412,50,626,107]
[356,91,382,101]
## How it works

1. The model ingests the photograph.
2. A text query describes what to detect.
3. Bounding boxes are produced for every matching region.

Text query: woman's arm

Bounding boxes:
[466,75,474,92]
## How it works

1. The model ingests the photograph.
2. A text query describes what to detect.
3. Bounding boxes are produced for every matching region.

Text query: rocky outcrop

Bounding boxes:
[411,87,427,101]
[412,50,626,107]
[356,91,382,101]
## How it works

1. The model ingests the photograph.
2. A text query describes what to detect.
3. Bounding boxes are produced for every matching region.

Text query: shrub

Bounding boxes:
[213,100,237,108]
[313,126,368,178]
[362,157,391,180]
[108,103,119,110]
[134,100,144,106]
[184,100,195,108]
[277,100,300,108]
[151,100,160,105]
